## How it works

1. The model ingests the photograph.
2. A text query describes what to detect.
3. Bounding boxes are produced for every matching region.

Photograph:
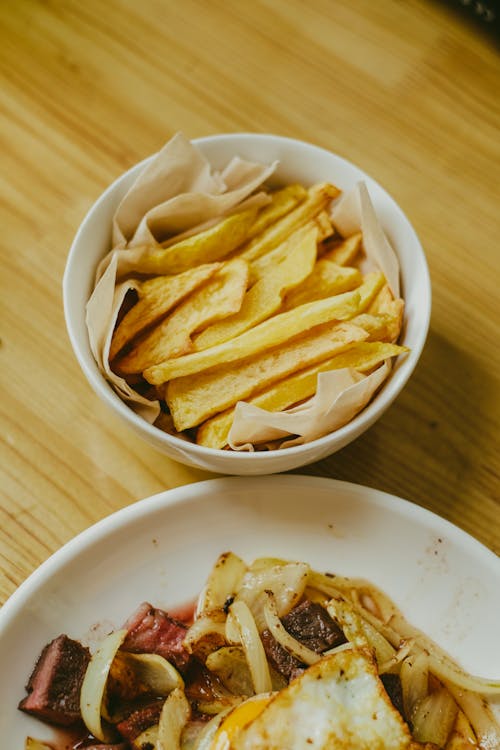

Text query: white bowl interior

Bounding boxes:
[63,135,431,474]
[1,476,497,743]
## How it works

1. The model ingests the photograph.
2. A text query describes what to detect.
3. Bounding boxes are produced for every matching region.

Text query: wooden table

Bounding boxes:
[1,0,498,605]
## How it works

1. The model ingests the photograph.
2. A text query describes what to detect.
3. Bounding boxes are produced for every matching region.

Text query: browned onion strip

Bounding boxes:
[411,686,458,746]
[80,628,127,741]
[442,681,500,748]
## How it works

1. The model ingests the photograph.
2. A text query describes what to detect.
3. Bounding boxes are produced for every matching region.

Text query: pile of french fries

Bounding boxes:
[109,182,407,450]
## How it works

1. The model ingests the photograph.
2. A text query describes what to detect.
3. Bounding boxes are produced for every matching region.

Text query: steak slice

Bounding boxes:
[116,700,163,741]
[18,634,90,726]
[261,600,346,680]
[282,599,346,651]
[122,602,190,672]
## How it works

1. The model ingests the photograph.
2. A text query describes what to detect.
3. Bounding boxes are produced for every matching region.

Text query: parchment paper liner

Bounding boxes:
[85,134,402,448]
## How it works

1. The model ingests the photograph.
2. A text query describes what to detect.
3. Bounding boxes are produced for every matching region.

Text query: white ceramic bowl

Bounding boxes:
[63,134,431,475]
[1,476,498,744]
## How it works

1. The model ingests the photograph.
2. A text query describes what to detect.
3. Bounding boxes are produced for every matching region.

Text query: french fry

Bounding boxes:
[248,213,333,287]
[144,284,367,386]
[321,232,363,266]
[233,182,340,264]
[281,261,362,310]
[193,225,318,351]
[196,341,409,449]
[167,322,369,431]
[355,271,386,311]
[367,284,404,342]
[109,262,221,361]
[129,206,258,276]
[349,313,401,342]
[114,258,249,374]
[246,184,308,238]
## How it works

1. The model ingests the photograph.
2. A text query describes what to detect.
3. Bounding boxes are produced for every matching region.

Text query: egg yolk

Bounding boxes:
[211,694,273,750]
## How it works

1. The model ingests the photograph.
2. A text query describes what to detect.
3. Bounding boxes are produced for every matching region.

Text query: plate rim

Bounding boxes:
[1,475,497,638]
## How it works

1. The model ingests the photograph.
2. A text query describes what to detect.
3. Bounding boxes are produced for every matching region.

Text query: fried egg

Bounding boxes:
[211,693,274,750]
[229,648,411,750]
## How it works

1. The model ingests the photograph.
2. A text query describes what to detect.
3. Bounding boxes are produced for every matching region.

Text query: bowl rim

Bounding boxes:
[62,132,432,461]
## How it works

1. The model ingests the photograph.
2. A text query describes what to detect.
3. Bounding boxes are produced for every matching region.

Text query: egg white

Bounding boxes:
[230,647,411,749]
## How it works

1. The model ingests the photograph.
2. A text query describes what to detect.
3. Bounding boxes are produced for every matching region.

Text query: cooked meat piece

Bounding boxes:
[18,634,90,726]
[282,600,346,651]
[381,672,405,719]
[184,658,230,712]
[122,602,190,672]
[116,700,163,740]
[261,600,346,679]
[261,629,301,679]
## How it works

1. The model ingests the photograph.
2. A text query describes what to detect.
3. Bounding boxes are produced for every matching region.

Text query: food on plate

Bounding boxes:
[90,136,409,450]
[20,553,500,749]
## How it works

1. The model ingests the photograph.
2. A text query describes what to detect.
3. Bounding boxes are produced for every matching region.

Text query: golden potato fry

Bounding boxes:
[348,312,401,342]
[144,283,366,386]
[282,261,362,311]
[167,322,369,431]
[355,270,386,311]
[197,341,409,449]
[109,262,221,361]
[246,184,308,238]
[193,224,318,351]
[367,284,404,342]
[115,258,249,374]
[248,212,333,287]
[234,182,340,264]
[130,206,258,276]
[321,232,362,266]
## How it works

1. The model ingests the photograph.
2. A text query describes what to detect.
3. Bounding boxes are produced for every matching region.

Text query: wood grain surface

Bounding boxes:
[0,0,499,605]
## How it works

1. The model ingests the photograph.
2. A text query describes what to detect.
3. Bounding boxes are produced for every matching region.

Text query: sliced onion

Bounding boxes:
[378,640,412,675]
[450,709,479,744]
[196,552,247,617]
[25,740,53,750]
[308,571,357,598]
[229,600,272,695]
[236,562,310,631]
[400,651,429,721]
[80,628,127,741]
[360,619,396,669]
[428,653,500,696]
[113,651,184,695]
[323,642,354,657]
[196,695,244,715]
[183,611,227,659]
[206,646,255,697]
[225,609,241,645]
[411,687,458,746]
[156,687,191,750]
[136,724,159,747]
[350,599,403,648]
[191,708,232,750]
[263,591,320,666]
[443,681,500,749]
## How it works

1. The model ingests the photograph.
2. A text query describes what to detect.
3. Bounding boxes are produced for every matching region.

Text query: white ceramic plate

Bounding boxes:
[1,476,498,743]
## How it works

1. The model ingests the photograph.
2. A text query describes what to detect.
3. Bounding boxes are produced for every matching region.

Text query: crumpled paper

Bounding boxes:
[85,133,402,449]
[228,361,391,450]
